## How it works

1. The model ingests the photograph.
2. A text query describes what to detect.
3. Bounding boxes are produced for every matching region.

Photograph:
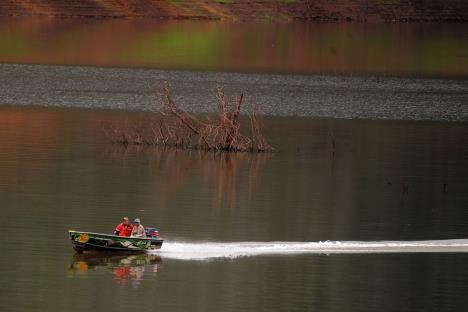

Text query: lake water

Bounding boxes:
[1,63,468,121]
[1,18,468,312]
[0,18,467,77]
[1,104,468,311]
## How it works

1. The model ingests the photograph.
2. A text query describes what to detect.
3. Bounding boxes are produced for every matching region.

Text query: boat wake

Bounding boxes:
[152,239,468,260]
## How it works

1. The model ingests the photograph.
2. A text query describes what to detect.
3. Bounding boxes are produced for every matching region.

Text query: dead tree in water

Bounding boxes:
[105,84,275,153]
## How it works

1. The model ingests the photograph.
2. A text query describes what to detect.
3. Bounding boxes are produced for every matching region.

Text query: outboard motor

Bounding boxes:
[145,227,160,238]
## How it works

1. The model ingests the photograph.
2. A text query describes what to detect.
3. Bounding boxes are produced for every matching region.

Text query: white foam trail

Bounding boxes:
[150,239,468,260]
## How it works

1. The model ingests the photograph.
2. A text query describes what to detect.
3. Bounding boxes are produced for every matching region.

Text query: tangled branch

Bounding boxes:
[104,84,275,153]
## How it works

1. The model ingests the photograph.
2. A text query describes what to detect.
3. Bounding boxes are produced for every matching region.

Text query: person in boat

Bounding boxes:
[131,218,146,238]
[114,217,133,237]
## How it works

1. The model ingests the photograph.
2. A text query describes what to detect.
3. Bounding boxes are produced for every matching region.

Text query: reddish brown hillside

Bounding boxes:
[0,0,467,22]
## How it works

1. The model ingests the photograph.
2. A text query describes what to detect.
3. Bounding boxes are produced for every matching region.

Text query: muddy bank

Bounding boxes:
[1,0,468,22]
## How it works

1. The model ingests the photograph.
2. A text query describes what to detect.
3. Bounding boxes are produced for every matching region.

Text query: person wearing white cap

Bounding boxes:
[131,218,146,238]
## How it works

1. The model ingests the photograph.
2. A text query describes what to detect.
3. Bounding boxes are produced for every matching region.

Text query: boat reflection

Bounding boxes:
[68,253,162,287]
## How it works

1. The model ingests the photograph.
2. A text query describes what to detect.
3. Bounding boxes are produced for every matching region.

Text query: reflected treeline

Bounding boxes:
[105,145,272,209]
[0,18,467,77]
[68,253,161,287]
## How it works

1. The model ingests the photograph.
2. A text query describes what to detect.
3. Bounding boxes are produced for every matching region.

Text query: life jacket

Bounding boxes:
[115,223,133,236]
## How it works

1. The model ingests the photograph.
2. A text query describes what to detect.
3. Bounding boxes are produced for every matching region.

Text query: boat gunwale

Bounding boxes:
[69,230,164,242]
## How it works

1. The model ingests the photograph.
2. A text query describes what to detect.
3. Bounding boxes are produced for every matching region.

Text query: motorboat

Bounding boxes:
[69,227,163,253]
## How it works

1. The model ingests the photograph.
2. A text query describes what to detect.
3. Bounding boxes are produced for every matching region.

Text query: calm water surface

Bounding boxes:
[1,17,468,312]
[0,18,467,77]
[1,106,468,311]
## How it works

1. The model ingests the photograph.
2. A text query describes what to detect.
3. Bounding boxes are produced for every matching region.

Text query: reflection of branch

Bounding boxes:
[248,153,272,202]
[104,146,272,209]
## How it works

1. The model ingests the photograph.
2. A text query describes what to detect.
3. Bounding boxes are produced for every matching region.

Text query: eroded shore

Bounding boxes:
[1,0,468,22]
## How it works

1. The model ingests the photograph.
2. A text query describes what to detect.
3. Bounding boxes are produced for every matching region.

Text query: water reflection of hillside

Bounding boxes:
[68,253,161,288]
[1,18,467,77]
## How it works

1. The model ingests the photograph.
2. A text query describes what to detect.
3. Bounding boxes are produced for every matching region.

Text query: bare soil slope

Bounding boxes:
[1,0,467,22]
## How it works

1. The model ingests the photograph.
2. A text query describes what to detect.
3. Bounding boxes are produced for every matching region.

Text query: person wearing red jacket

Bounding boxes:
[114,217,133,237]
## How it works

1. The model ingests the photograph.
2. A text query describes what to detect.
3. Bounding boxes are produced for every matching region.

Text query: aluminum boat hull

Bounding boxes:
[69,230,163,253]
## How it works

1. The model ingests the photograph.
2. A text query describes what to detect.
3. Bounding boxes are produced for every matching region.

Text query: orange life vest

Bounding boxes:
[115,223,133,236]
